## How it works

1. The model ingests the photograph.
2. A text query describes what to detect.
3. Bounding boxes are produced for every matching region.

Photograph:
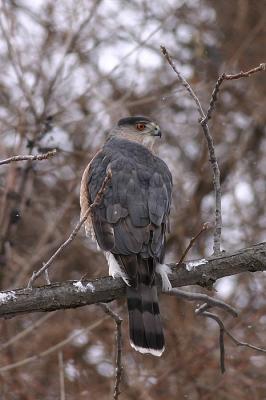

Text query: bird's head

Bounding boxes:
[110,116,161,149]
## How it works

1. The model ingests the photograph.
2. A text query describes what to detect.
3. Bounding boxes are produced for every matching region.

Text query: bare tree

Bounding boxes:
[0,1,266,399]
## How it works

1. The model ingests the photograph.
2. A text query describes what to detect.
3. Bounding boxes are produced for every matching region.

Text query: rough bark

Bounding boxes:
[0,242,265,319]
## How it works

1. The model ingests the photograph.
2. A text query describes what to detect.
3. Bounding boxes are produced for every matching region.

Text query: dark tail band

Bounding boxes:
[127,282,165,356]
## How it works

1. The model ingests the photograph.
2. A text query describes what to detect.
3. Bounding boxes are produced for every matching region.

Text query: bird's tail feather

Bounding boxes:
[126,279,165,356]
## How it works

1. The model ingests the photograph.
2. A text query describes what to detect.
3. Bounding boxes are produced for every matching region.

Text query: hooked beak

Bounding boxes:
[150,123,162,138]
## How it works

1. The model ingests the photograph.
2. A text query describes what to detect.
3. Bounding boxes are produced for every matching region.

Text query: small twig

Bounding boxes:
[195,302,211,314]
[197,310,266,374]
[160,56,265,255]
[224,323,266,354]
[176,222,209,267]
[98,303,122,323]
[114,318,123,400]
[161,45,222,255]
[99,304,123,400]
[27,171,112,288]
[58,351,66,400]
[198,311,226,373]
[169,288,237,317]
[202,63,266,124]
[160,45,205,118]
[0,149,57,166]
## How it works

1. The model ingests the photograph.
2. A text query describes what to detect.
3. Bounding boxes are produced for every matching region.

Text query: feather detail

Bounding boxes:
[80,161,94,238]
[126,258,165,356]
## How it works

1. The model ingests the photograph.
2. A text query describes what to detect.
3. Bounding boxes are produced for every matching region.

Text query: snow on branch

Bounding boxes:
[0,241,265,319]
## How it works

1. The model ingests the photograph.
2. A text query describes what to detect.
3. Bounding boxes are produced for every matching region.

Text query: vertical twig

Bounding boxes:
[162,49,265,255]
[161,45,222,254]
[98,303,123,400]
[58,351,66,400]
[198,311,226,373]
[114,317,123,400]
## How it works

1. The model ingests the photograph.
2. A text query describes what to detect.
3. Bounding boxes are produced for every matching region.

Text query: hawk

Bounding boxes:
[80,116,172,356]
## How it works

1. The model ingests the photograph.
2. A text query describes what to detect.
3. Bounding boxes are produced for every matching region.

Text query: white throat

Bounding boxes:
[117,131,156,151]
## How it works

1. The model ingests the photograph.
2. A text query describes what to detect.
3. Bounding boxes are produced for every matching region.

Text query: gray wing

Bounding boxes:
[87,139,172,268]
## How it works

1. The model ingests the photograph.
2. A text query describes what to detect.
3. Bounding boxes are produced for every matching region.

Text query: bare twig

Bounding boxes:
[223,320,266,354]
[114,317,123,400]
[160,45,205,117]
[161,58,265,255]
[202,63,266,124]
[169,288,238,317]
[27,171,112,288]
[0,149,57,166]
[0,316,108,373]
[13,192,76,287]
[176,222,209,267]
[99,304,123,400]
[198,311,226,373]
[161,45,222,255]
[197,310,266,374]
[58,351,66,400]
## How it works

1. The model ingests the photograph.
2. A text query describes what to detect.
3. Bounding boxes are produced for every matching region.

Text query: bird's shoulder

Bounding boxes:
[88,137,172,195]
[105,137,171,176]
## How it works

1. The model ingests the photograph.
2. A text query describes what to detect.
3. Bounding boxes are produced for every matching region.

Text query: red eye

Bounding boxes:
[136,123,145,131]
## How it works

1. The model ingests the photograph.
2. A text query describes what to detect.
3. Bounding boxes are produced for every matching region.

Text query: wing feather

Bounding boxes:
[84,137,172,262]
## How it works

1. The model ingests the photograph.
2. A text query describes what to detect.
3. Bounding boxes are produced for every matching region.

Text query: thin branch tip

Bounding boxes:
[27,171,112,288]
[0,149,57,166]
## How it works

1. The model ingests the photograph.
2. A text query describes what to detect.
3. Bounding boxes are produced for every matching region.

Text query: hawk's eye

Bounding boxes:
[136,123,146,131]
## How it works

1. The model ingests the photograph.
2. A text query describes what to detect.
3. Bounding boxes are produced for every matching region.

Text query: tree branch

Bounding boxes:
[0,149,57,166]
[168,287,237,317]
[0,241,265,319]
[202,63,266,124]
[196,309,266,374]
[98,304,123,400]
[161,45,222,254]
[176,222,209,267]
[27,170,112,288]
[58,351,66,400]
[197,311,226,373]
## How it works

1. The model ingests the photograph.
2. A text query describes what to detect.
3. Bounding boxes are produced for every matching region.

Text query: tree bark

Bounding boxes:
[0,242,265,319]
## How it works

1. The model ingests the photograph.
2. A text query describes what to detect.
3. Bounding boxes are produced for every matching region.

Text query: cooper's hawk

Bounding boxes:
[80,116,172,356]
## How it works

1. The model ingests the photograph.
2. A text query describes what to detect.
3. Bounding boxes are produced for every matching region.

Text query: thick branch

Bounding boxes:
[0,242,265,319]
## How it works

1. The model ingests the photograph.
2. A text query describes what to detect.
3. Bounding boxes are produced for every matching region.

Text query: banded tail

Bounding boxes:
[126,258,165,357]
